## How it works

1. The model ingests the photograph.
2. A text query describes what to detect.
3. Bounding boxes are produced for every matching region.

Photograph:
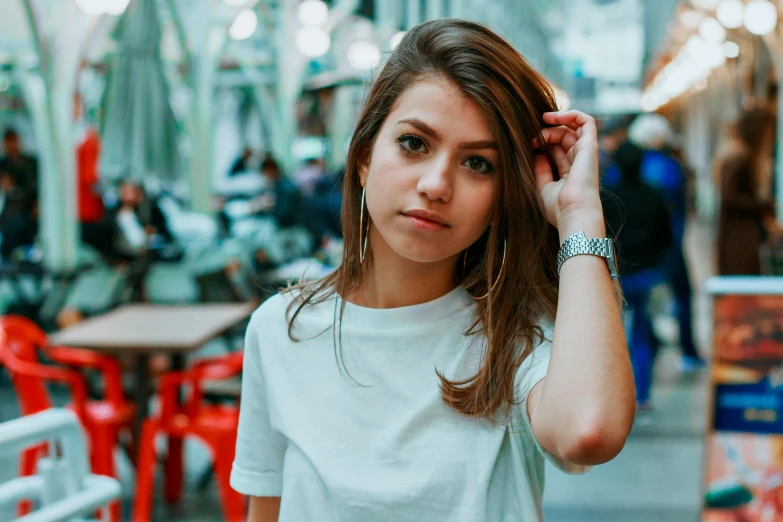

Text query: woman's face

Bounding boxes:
[360,78,500,266]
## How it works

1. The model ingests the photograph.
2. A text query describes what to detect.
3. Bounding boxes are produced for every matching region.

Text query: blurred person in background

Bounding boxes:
[716,107,778,275]
[0,129,38,202]
[258,155,302,229]
[252,155,306,271]
[301,165,344,248]
[602,141,672,421]
[0,169,29,229]
[76,126,115,256]
[110,180,179,261]
[294,156,328,198]
[598,118,628,178]
[626,113,705,370]
[229,146,256,177]
[0,170,38,260]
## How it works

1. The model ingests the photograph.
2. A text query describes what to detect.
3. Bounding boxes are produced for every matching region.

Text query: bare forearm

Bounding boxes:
[248,496,280,522]
[533,212,635,464]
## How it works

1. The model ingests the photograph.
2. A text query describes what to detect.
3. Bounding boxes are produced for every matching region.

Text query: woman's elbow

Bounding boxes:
[560,420,633,466]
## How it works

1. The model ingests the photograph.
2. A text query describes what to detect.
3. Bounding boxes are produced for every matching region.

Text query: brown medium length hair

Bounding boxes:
[285,18,561,421]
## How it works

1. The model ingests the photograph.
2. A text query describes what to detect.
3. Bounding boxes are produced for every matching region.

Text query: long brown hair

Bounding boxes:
[285,18,561,421]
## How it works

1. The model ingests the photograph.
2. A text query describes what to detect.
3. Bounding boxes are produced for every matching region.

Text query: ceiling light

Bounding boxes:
[229,9,258,41]
[347,41,381,70]
[691,0,721,10]
[680,9,705,28]
[744,0,778,35]
[700,17,726,42]
[722,41,740,58]
[716,0,744,29]
[297,0,329,27]
[296,27,331,57]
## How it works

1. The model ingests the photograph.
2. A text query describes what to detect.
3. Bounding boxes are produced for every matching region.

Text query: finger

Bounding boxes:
[543,111,598,140]
[566,145,576,166]
[543,112,580,132]
[533,154,554,192]
[540,127,578,152]
[543,110,593,127]
[550,146,571,176]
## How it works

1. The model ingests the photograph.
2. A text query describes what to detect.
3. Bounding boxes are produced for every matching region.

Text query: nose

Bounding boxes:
[416,156,453,203]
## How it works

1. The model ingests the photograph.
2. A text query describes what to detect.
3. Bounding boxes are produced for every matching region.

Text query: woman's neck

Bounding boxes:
[350,227,459,309]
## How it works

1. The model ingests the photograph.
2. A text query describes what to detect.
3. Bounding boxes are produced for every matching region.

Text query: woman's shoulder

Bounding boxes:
[247,287,337,339]
[249,292,291,324]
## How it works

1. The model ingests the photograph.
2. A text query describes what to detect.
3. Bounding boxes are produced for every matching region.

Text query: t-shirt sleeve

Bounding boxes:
[230,310,287,497]
[516,325,591,475]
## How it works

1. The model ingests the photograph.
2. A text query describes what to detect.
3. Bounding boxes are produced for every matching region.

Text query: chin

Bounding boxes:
[386,235,460,265]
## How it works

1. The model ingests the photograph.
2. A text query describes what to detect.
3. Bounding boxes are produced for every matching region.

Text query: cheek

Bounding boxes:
[456,181,497,232]
[364,145,412,212]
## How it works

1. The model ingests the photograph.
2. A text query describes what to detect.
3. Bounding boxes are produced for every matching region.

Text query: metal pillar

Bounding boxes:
[426,0,443,20]
[406,0,420,29]
[273,0,302,174]
[20,0,80,269]
[450,0,465,18]
[186,6,225,213]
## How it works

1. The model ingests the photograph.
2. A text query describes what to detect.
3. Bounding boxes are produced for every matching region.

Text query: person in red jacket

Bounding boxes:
[77,127,105,224]
[76,127,122,260]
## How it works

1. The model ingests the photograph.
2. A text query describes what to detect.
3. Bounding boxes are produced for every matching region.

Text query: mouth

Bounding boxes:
[402,209,450,231]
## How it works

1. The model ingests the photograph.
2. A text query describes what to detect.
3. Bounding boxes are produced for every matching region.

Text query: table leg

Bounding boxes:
[165,353,187,504]
[170,354,186,373]
[134,353,150,462]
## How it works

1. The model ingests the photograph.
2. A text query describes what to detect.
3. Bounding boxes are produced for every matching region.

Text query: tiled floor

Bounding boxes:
[0,220,715,521]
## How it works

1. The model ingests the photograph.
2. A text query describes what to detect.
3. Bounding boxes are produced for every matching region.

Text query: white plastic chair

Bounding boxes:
[0,409,121,522]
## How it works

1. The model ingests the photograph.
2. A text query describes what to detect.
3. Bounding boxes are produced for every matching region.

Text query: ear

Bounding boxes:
[359,158,369,188]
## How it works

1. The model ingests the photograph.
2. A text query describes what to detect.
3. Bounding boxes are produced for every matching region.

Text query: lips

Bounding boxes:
[403,209,449,226]
[402,209,450,231]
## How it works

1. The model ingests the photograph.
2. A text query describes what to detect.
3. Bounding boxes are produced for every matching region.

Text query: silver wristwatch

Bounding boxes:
[557,231,618,280]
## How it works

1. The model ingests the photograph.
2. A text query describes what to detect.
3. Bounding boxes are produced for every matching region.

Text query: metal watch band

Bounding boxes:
[557,231,618,280]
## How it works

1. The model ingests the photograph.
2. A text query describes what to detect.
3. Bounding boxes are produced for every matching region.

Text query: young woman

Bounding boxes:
[231,19,635,521]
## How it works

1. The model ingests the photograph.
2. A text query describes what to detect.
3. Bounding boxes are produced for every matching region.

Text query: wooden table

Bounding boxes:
[50,303,256,456]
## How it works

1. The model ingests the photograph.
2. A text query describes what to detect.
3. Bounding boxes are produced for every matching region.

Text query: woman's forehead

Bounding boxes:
[388,79,495,143]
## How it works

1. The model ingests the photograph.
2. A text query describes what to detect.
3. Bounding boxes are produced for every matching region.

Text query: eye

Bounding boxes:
[396,135,428,155]
[463,155,495,175]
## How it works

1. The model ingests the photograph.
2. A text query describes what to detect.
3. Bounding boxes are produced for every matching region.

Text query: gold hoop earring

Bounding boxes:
[359,188,369,263]
[473,240,507,300]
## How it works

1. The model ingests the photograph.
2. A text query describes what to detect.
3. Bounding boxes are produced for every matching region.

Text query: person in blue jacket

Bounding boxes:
[604,114,705,371]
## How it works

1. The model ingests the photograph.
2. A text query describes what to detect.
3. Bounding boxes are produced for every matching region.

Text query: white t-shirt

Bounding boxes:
[230,286,587,521]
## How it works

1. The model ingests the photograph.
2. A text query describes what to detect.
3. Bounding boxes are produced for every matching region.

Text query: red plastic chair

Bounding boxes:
[133,351,245,522]
[0,315,134,522]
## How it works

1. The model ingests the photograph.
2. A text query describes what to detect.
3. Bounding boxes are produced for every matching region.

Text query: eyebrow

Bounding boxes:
[397,118,498,150]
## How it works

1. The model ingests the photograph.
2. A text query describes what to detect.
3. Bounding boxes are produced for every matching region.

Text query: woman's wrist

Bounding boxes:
[557,209,606,245]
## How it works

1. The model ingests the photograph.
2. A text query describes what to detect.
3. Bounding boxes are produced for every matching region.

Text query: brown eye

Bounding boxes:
[463,155,495,174]
[407,138,425,151]
[396,135,428,154]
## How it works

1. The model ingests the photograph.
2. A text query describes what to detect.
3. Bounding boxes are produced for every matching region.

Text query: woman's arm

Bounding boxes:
[248,496,280,522]
[530,111,636,467]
